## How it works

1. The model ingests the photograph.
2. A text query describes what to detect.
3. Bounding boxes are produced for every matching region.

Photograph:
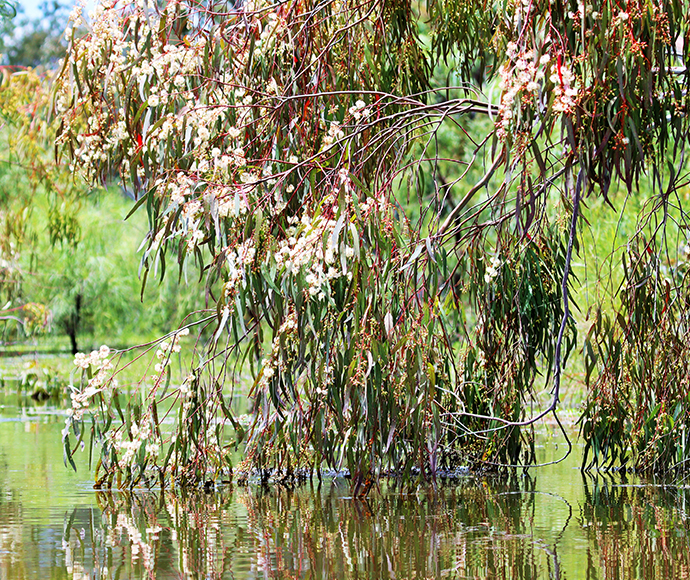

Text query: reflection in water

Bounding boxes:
[226,476,567,580]
[31,477,575,579]
[53,475,690,580]
[2,464,690,578]
[83,478,565,580]
[2,402,690,577]
[93,491,232,579]
[581,475,690,579]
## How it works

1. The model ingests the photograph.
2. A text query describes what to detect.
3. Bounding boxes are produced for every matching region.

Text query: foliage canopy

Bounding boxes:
[53,0,690,491]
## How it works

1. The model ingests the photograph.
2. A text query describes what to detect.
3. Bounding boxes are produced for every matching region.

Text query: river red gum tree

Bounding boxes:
[56,0,690,490]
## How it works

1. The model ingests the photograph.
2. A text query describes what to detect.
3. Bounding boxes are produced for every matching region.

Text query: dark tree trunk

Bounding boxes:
[67,293,82,355]
[68,329,78,355]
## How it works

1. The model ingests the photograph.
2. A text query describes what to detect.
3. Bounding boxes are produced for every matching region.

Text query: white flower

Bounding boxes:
[74,353,90,369]
[484,256,501,283]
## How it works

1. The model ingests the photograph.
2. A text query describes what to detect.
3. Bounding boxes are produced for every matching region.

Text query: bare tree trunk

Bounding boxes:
[66,293,81,355]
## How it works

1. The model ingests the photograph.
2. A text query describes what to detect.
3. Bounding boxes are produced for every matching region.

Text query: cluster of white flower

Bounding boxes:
[180,199,206,252]
[208,185,250,220]
[62,346,115,445]
[279,308,298,335]
[497,40,579,137]
[187,107,227,152]
[348,99,370,122]
[79,1,127,62]
[143,42,202,90]
[155,175,252,259]
[154,328,190,374]
[63,0,84,39]
[322,121,345,147]
[106,116,130,148]
[484,255,502,283]
[68,345,114,421]
[72,131,108,170]
[105,417,160,469]
[209,146,247,177]
[497,43,545,137]
[259,307,298,388]
[358,194,388,215]
[160,173,195,206]
[223,239,257,297]
[549,60,578,114]
[274,211,354,299]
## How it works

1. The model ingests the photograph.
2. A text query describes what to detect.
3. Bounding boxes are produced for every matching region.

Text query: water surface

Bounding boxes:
[1,395,689,579]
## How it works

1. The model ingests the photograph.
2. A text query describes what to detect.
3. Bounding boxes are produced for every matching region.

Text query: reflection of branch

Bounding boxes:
[496,488,571,579]
[498,488,573,539]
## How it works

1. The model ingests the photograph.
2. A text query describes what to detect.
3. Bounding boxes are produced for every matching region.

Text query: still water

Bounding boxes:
[1,394,690,579]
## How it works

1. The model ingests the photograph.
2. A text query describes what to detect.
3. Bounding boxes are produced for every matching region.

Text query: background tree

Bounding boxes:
[0,54,207,354]
[0,64,79,341]
[55,0,690,491]
[1,1,71,68]
[0,2,18,56]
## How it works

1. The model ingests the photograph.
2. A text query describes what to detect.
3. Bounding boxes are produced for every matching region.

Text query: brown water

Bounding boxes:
[1,394,690,579]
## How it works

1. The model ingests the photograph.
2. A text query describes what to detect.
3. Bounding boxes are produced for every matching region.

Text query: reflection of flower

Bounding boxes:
[88,491,229,579]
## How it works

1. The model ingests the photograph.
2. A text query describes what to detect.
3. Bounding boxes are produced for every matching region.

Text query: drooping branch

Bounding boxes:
[435,152,505,240]
[551,165,583,406]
